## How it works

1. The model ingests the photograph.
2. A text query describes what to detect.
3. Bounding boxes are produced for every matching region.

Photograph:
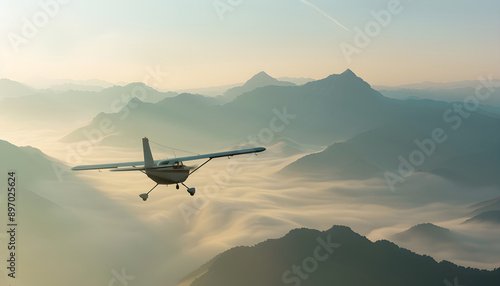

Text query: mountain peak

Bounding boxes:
[305,69,364,87]
[393,223,454,243]
[254,71,272,78]
[327,69,359,81]
[407,223,450,233]
[341,68,356,77]
[221,71,295,102]
[244,71,277,86]
[303,69,383,101]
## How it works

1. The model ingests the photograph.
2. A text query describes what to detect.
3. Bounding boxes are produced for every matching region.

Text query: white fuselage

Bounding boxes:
[145,165,190,185]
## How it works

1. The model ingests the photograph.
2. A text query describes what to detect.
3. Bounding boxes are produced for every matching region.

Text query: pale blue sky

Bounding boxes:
[0,0,499,89]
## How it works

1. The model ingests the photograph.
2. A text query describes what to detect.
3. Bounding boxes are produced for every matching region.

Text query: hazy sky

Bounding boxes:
[0,0,499,89]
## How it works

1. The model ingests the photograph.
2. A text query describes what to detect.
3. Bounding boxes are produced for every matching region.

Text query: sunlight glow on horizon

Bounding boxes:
[0,0,499,89]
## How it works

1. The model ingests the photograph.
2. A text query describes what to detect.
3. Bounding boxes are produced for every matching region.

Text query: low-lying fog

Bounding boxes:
[1,118,499,286]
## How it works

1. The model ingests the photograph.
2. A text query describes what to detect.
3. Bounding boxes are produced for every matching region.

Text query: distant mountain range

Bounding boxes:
[379,87,500,106]
[6,69,499,193]
[374,79,500,90]
[0,82,177,126]
[62,69,399,149]
[177,75,314,97]
[60,70,500,192]
[178,225,500,286]
[25,77,118,90]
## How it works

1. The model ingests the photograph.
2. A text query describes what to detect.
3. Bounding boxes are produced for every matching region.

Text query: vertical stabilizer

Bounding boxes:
[142,137,154,168]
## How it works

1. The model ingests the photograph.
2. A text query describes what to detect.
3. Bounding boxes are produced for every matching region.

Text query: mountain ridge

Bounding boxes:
[179,224,500,286]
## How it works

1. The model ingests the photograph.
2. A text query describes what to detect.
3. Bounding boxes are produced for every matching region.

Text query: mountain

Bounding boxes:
[0,139,177,286]
[469,197,500,216]
[178,225,500,286]
[0,78,35,99]
[176,75,313,98]
[98,82,178,103]
[392,223,455,244]
[60,92,222,150]
[278,136,383,180]
[463,211,500,225]
[63,68,500,187]
[389,223,490,264]
[279,95,500,190]
[218,71,296,103]
[0,139,64,182]
[0,82,177,128]
[264,137,315,157]
[221,68,401,145]
[62,69,400,150]
[379,87,500,106]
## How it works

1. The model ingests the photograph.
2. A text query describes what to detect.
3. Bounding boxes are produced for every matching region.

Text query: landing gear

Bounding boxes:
[139,183,159,201]
[181,182,196,196]
[139,182,196,201]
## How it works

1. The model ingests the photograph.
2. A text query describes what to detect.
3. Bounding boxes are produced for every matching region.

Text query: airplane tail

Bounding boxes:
[142,137,155,168]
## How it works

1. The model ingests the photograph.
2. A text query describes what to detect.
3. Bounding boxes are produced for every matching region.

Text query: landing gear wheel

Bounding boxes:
[140,183,158,202]
[176,184,179,190]
[187,188,196,196]
[139,193,149,201]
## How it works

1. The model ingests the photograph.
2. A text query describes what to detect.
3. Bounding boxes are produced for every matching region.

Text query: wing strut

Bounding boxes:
[189,158,212,175]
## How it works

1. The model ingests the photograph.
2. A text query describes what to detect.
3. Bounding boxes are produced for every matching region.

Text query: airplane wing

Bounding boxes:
[71,147,266,171]
[71,160,151,171]
[157,147,266,165]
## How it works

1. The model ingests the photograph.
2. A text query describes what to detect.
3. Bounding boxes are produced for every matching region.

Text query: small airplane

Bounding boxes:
[72,137,266,201]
